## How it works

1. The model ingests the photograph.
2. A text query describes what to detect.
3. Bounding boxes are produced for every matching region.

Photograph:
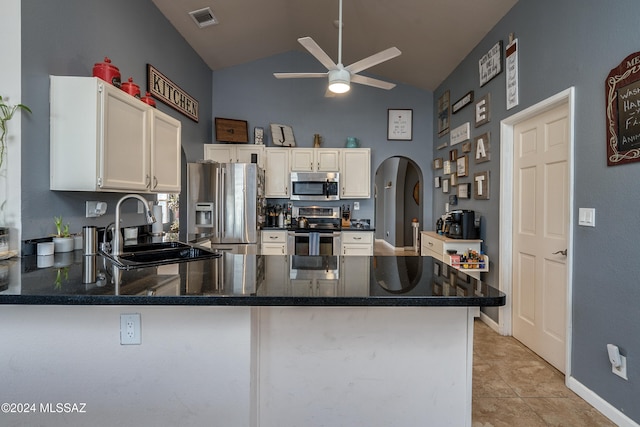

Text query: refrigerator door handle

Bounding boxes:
[214,167,221,239]
[220,167,226,237]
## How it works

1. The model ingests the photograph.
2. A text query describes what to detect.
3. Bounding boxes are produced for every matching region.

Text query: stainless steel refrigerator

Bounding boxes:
[185,162,265,249]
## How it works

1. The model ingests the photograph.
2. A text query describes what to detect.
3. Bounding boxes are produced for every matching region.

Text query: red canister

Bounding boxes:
[92,57,121,88]
[121,77,141,99]
[140,92,156,107]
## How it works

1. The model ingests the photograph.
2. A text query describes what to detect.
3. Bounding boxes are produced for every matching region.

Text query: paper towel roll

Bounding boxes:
[152,205,163,235]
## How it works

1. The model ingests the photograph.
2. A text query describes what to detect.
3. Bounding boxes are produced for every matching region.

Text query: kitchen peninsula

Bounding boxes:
[0,253,504,427]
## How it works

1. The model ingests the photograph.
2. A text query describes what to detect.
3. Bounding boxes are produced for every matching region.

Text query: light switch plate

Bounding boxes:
[578,208,595,227]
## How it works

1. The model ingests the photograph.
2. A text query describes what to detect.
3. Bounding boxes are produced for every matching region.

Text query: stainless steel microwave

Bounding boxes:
[290,172,339,201]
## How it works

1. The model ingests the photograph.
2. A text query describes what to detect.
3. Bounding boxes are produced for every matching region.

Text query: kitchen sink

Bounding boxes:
[102,241,222,269]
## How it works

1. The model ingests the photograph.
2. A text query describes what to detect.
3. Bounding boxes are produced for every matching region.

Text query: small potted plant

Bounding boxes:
[52,215,74,253]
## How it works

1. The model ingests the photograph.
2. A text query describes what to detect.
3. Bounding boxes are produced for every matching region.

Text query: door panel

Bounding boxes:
[513,102,569,373]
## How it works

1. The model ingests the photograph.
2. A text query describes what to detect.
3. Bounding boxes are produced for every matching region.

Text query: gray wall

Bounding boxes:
[435,0,640,421]
[20,0,212,239]
[211,51,433,232]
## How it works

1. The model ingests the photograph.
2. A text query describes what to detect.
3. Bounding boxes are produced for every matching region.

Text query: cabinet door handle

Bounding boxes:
[354,236,362,240]
[153,176,158,189]
[553,249,567,256]
[428,241,433,246]
[146,175,151,189]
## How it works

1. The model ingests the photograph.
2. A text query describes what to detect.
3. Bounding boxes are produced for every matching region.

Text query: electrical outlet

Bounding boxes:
[353,202,360,210]
[85,201,107,218]
[120,313,141,345]
[612,355,628,380]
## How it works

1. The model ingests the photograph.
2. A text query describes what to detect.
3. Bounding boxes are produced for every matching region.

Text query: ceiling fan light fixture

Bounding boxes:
[328,68,350,93]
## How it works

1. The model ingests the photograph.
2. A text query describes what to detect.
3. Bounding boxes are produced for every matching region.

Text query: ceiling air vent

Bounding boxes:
[189,7,218,28]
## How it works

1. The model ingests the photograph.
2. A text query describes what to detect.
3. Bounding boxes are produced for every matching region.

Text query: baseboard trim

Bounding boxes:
[566,376,639,427]
[478,312,501,334]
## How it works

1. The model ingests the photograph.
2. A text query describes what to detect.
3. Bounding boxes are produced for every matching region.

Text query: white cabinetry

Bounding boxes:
[204,144,264,168]
[420,231,484,278]
[341,231,373,256]
[264,148,290,198]
[340,148,370,198]
[290,148,340,172]
[340,256,371,295]
[264,147,369,198]
[261,230,288,255]
[50,76,181,193]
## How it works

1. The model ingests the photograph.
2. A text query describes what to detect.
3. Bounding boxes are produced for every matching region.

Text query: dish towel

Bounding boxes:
[309,232,320,256]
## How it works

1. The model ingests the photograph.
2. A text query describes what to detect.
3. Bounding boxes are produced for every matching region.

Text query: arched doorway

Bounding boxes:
[374,156,423,251]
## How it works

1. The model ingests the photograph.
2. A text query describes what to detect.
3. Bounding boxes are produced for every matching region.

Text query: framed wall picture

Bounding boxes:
[462,141,472,153]
[437,91,451,137]
[605,51,640,166]
[450,122,470,145]
[443,160,452,175]
[449,149,458,162]
[387,109,413,140]
[452,91,474,114]
[458,183,471,199]
[433,158,443,169]
[450,174,458,186]
[479,41,503,87]
[442,178,450,193]
[215,117,249,143]
[456,155,469,177]
[434,176,442,188]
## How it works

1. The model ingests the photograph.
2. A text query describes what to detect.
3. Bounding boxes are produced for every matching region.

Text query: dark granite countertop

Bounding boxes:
[0,251,504,307]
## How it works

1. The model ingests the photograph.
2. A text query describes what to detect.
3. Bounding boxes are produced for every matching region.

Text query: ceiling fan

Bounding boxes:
[274,0,401,94]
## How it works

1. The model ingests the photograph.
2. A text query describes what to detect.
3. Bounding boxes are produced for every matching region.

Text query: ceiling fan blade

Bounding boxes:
[274,72,328,79]
[298,37,338,71]
[351,74,396,90]
[345,47,401,74]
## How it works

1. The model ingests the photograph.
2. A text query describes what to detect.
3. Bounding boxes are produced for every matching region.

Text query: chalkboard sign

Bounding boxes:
[606,51,640,166]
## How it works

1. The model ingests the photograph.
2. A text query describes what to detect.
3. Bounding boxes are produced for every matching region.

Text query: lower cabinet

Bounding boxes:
[261,230,288,255]
[340,231,373,256]
[340,255,370,296]
[420,231,484,279]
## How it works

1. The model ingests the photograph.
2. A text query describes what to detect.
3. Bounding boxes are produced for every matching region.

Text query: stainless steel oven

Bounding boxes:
[287,230,341,255]
[287,206,341,255]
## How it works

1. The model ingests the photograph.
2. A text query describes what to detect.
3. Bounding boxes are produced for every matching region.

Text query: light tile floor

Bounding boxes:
[472,320,616,427]
[373,240,616,426]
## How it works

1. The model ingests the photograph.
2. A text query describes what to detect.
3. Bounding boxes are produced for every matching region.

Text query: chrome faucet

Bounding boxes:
[112,194,156,257]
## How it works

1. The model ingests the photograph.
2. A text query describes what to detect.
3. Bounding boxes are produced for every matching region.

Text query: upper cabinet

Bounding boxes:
[263,147,370,199]
[204,144,264,168]
[50,76,181,193]
[264,148,290,198]
[340,148,370,198]
[290,148,340,172]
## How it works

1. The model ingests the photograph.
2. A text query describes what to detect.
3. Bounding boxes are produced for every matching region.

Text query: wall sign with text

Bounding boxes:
[479,41,503,87]
[605,51,640,166]
[147,64,199,122]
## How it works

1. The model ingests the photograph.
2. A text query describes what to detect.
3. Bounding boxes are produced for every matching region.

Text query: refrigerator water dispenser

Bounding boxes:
[195,202,214,228]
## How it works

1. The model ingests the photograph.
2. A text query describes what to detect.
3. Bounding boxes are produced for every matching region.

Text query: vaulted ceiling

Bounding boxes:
[152,0,518,91]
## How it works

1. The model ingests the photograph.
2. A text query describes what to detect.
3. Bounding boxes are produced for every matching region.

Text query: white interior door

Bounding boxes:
[512,102,570,373]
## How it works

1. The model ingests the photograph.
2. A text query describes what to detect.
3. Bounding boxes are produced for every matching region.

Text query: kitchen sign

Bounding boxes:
[147,64,199,122]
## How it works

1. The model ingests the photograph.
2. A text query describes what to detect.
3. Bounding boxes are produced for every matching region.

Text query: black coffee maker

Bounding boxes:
[446,210,478,239]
